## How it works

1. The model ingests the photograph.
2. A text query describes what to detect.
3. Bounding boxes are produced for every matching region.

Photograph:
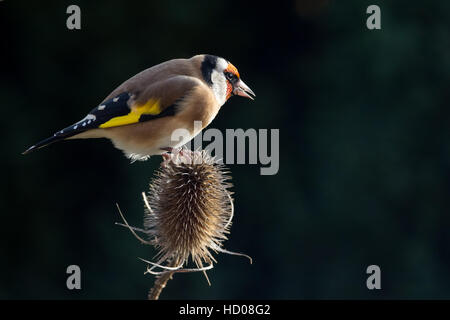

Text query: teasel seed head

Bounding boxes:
[115,148,252,299]
[140,149,251,282]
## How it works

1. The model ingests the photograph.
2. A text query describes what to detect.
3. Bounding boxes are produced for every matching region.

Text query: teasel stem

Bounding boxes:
[148,258,179,300]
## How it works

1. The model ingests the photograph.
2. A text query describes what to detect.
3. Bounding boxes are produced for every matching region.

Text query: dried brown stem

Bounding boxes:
[148,271,175,300]
[148,258,179,300]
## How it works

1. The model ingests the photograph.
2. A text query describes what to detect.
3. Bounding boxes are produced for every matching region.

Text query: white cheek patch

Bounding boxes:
[211,69,227,106]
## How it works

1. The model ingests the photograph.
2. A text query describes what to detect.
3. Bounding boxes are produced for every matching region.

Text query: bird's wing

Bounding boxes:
[22,76,201,154]
[75,75,201,130]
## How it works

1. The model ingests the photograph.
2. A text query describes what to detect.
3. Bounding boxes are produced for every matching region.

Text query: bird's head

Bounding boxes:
[199,54,255,106]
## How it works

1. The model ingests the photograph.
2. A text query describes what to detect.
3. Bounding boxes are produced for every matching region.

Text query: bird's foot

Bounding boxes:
[160,147,174,153]
[160,147,184,156]
[162,153,171,161]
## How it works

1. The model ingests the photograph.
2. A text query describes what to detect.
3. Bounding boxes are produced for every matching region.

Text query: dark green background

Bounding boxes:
[1,0,450,299]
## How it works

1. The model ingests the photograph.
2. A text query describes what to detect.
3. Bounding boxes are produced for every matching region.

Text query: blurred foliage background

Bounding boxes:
[1,0,450,299]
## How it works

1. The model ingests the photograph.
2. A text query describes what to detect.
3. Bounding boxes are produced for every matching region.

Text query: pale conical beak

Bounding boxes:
[233,79,256,100]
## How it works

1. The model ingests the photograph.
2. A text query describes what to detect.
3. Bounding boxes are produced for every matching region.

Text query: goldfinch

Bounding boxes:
[23,54,255,161]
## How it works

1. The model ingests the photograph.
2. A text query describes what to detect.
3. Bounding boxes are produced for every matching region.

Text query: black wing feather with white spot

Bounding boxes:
[22,92,132,154]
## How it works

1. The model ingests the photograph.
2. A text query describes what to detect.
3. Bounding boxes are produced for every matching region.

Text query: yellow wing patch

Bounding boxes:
[99,99,161,128]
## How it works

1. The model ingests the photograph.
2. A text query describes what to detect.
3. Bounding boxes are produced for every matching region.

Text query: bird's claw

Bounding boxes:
[160,147,184,157]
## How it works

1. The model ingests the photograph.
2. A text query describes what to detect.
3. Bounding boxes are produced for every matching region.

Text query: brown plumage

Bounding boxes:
[23,54,255,161]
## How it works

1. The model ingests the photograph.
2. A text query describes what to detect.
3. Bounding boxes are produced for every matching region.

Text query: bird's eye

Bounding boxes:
[225,72,236,82]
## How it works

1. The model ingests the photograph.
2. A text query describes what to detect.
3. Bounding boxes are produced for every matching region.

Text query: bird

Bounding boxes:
[23,54,255,161]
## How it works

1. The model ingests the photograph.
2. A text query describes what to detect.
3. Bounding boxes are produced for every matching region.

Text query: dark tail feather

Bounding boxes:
[22,126,86,155]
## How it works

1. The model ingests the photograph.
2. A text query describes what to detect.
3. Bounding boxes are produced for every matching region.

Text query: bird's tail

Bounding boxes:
[22,124,88,155]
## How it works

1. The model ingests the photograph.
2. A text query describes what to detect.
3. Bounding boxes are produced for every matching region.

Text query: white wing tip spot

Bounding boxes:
[113,97,119,102]
[98,105,106,110]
